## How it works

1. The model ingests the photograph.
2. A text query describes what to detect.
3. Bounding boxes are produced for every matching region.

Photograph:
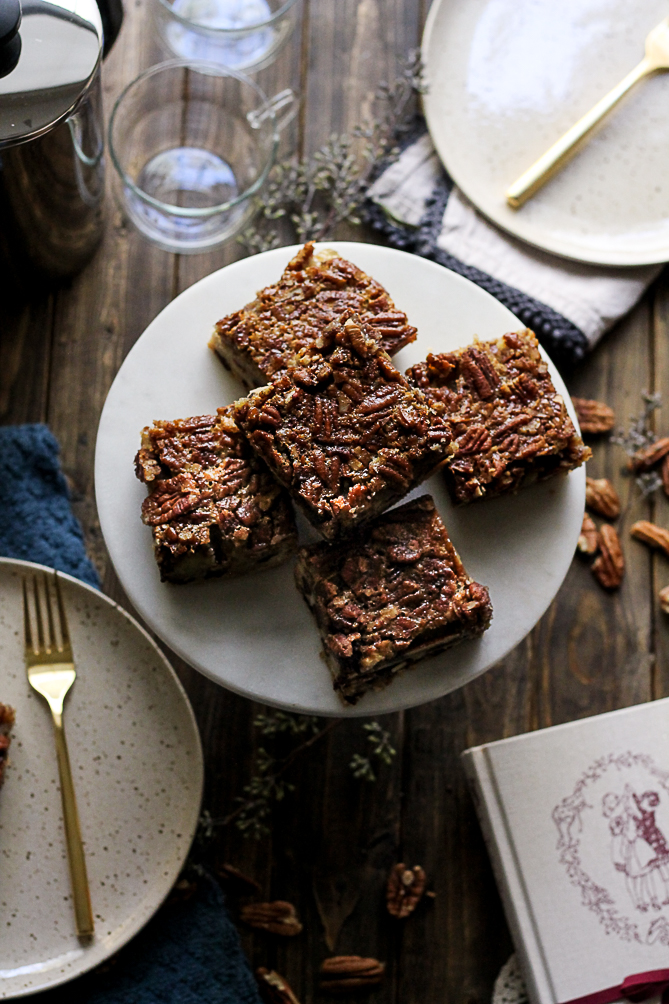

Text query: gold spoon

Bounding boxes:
[506,17,669,209]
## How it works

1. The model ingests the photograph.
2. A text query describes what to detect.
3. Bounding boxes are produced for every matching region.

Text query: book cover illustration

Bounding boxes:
[553,751,669,946]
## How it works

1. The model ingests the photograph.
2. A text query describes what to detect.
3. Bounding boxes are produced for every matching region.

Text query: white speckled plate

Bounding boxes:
[95,242,585,717]
[0,559,203,999]
[423,0,669,265]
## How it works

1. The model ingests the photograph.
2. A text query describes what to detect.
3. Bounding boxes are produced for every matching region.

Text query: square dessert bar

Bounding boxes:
[233,315,451,540]
[209,241,417,388]
[407,329,590,504]
[295,495,492,705]
[135,407,297,583]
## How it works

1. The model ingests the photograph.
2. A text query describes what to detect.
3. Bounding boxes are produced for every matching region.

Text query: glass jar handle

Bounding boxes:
[247,88,299,133]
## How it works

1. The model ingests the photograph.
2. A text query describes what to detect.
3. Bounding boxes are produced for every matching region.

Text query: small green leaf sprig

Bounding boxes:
[238,49,426,253]
[199,712,397,841]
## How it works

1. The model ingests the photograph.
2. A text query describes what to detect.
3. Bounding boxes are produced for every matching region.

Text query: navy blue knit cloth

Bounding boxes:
[28,878,262,1004]
[0,424,99,587]
[0,424,261,1004]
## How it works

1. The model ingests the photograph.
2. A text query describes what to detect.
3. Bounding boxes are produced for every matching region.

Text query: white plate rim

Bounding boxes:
[0,556,204,999]
[95,241,585,717]
[421,0,669,267]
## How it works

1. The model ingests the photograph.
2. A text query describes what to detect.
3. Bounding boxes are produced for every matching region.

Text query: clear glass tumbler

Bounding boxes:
[108,60,295,253]
[153,0,300,73]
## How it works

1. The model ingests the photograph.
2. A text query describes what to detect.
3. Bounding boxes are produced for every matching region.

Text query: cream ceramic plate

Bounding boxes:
[0,559,203,999]
[95,242,585,716]
[423,0,669,265]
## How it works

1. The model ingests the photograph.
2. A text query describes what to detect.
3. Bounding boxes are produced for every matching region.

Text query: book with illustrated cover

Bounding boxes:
[462,699,669,1004]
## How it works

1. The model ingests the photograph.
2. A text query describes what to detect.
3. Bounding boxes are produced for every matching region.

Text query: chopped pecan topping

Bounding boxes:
[209,241,417,388]
[256,969,301,1004]
[135,408,297,583]
[295,495,492,705]
[629,437,669,474]
[585,477,620,519]
[630,520,669,558]
[591,524,624,590]
[386,863,427,918]
[660,585,669,615]
[235,315,451,540]
[571,397,615,435]
[240,901,303,936]
[407,330,590,504]
[319,956,385,992]
[577,513,600,556]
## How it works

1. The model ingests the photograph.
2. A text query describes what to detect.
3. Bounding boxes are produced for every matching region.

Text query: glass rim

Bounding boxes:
[155,0,299,34]
[108,58,279,219]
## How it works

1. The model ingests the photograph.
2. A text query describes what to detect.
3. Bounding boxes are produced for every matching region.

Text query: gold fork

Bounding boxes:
[506,17,669,208]
[23,572,94,939]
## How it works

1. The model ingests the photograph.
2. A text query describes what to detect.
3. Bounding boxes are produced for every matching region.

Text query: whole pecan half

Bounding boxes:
[591,524,624,590]
[240,901,302,936]
[386,863,427,918]
[630,520,669,558]
[629,437,669,474]
[320,956,385,993]
[577,513,600,556]
[571,397,615,435]
[585,477,620,519]
[660,586,669,615]
[256,968,301,1004]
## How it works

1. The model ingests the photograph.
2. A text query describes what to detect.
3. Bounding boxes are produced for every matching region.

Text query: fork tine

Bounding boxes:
[32,576,45,653]
[43,573,57,653]
[22,578,34,653]
[54,573,70,649]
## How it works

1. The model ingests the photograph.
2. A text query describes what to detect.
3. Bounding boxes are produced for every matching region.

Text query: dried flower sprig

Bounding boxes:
[238,49,426,253]
[197,713,398,840]
[611,391,663,498]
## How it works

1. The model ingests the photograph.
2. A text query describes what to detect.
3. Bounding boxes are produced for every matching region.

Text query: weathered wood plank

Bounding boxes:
[0,293,53,426]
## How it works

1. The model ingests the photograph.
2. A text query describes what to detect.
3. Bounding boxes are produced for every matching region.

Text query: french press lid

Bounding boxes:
[0,0,103,147]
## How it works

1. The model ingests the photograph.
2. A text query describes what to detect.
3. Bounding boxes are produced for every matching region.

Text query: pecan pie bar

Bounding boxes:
[0,704,15,788]
[209,242,417,388]
[234,315,451,540]
[295,495,492,704]
[135,408,297,583]
[407,329,590,504]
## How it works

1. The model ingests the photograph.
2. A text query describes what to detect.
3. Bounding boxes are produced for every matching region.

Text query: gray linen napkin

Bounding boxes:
[366,132,663,368]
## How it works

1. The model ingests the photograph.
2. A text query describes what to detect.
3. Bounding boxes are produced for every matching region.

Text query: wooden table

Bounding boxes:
[3,1,669,1000]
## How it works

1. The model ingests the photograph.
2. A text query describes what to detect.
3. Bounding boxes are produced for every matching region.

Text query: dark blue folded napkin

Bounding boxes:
[0,424,100,588]
[0,424,261,1004]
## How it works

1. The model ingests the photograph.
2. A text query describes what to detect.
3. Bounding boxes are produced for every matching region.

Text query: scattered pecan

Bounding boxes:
[386,863,427,918]
[660,586,669,615]
[240,901,302,936]
[320,956,385,993]
[630,520,669,559]
[585,477,620,519]
[571,397,615,435]
[256,968,301,1004]
[591,524,624,590]
[662,456,669,499]
[629,437,669,474]
[215,862,261,895]
[577,513,600,556]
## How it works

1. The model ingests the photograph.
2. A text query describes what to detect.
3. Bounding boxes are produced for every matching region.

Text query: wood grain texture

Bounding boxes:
[3,0,669,1001]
